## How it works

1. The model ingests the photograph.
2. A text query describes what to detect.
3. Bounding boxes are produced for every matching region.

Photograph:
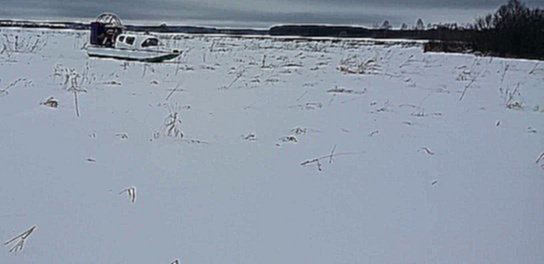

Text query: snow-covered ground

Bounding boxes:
[0,28,543,264]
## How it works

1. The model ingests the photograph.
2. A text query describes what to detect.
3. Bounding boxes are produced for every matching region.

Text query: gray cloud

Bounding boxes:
[1,0,544,27]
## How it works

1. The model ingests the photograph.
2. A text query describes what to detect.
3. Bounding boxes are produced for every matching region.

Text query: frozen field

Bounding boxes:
[0,28,543,263]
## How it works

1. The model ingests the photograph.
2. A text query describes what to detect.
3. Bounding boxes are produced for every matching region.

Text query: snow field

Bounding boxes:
[0,28,543,263]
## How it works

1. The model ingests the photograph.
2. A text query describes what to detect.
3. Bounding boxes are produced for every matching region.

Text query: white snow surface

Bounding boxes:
[0,28,543,264]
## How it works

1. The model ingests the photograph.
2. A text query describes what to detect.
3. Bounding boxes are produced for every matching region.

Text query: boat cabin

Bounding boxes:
[115,34,161,49]
[90,13,124,47]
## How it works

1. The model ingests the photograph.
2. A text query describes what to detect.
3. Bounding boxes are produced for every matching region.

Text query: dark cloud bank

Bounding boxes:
[2,0,544,28]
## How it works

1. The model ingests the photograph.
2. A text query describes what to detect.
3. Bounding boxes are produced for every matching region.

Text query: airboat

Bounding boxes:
[86,13,181,62]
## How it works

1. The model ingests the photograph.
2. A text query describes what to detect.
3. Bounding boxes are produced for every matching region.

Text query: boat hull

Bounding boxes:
[86,46,181,62]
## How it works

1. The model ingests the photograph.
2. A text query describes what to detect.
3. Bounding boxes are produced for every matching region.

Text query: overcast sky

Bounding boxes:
[2,0,544,28]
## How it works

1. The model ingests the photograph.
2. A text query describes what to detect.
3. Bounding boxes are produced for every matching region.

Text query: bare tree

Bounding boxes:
[381,20,392,30]
[416,18,425,30]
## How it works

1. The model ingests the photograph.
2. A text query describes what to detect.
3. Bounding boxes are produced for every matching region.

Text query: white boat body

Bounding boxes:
[87,46,181,62]
[87,34,181,62]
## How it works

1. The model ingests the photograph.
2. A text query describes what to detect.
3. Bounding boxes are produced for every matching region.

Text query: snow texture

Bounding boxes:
[0,28,543,264]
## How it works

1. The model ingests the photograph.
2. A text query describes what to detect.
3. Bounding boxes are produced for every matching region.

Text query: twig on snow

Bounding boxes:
[0,78,32,97]
[368,130,379,137]
[220,69,245,90]
[329,145,337,164]
[165,83,183,101]
[40,97,59,108]
[529,61,540,75]
[301,150,362,171]
[459,72,480,101]
[73,91,80,117]
[301,158,322,171]
[296,90,308,102]
[536,152,544,164]
[420,147,435,155]
[459,58,483,101]
[4,225,36,253]
[119,187,137,203]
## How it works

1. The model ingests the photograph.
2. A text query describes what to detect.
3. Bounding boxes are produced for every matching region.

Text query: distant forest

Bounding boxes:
[270,0,544,60]
[469,0,544,59]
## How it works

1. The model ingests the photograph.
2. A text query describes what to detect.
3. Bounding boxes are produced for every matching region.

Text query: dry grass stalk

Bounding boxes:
[536,152,544,164]
[327,86,366,95]
[73,91,80,117]
[154,105,185,139]
[165,83,184,101]
[338,55,380,74]
[220,69,245,90]
[505,83,523,110]
[328,145,337,164]
[0,78,33,97]
[301,158,322,171]
[528,62,539,75]
[459,72,480,101]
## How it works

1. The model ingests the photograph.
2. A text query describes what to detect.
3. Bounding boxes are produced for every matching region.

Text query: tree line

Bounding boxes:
[469,0,544,59]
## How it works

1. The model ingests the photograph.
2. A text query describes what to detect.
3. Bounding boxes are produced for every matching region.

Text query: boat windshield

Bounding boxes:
[142,38,159,47]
